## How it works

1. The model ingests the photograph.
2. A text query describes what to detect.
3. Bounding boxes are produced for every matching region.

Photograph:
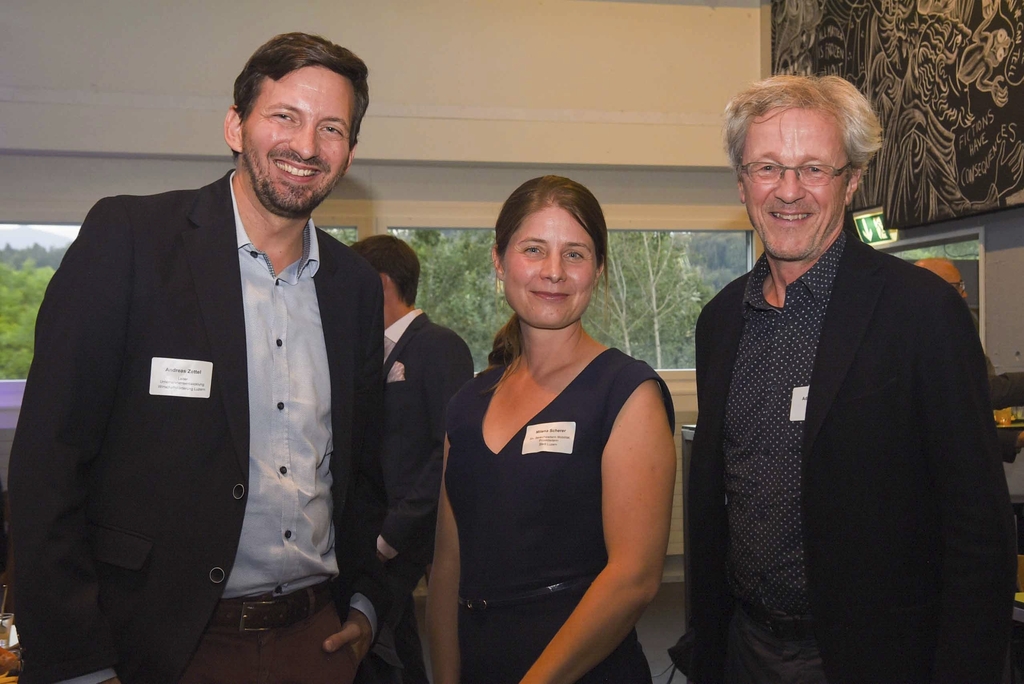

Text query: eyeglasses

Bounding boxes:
[739,161,852,186]
[947,280,966,295]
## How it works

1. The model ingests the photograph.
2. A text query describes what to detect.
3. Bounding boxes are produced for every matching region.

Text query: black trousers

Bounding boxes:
[724,605,827,684]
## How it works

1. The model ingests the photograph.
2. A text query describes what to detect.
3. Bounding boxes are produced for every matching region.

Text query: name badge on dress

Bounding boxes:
[522,421,577,455]
[790,385,809,422]
[149,357,213,398]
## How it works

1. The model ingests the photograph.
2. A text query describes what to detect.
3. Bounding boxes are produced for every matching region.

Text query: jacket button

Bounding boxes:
[233,484,245,500]
[209,567,225,583]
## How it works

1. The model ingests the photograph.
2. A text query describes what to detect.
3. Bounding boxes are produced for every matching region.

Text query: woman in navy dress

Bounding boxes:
[427,176,677,684]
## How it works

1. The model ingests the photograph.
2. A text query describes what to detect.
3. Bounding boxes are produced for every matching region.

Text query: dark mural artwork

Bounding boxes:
[773,0,1024,229]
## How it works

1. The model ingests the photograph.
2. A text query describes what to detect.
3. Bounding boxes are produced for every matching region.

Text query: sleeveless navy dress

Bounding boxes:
[444,348,674,684]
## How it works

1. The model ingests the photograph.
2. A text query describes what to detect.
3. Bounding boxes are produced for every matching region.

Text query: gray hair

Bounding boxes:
[723,75,882,172]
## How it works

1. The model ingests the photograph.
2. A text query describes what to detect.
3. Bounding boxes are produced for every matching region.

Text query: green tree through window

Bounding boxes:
[1,261,55,378]
[1,225,77,379]
[391,228,511,370]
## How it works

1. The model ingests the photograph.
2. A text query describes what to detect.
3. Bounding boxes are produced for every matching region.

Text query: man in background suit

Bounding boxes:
[914,258,1024,408]
[915,257,1024,462]
[687,75,1015,683]
[350,235,474,684]
[10,33,388,683]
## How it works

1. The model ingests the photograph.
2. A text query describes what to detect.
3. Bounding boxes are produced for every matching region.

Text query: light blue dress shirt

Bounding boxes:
[225,189,337,598]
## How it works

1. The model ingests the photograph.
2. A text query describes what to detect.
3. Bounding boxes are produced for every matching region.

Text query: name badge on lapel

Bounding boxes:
[150,357,213,398]
[522,421,577,455]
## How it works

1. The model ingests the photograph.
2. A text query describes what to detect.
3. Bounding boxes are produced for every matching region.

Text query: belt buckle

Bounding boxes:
[239,599,278,632]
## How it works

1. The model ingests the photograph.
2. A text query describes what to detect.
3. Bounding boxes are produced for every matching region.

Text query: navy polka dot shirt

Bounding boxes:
[723,231,846,615]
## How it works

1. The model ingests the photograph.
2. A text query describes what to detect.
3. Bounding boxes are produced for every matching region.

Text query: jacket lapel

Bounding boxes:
[313,233,345,441]
[696,279,747,458]
[384,313,428,378]
[181,172,251,476]
[311,232,359,491]
[802,239,886,454]
[692,276,749,491]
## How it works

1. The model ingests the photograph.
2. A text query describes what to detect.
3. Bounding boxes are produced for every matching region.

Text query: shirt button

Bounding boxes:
[249,251,258,258]
[277,402,284,410]
[233,483,245,500]
[274,585,283,594]
[279,466,288,475]
[209,567,226,583]
[276,339,283,347]
[284,530,292,540]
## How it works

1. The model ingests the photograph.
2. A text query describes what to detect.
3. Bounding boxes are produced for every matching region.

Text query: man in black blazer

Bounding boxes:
[10,33,388,683]
[686,75,1015,683]
[350,235,474,684]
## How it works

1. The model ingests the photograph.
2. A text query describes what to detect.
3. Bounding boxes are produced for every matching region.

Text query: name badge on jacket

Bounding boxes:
[150,357,213,398]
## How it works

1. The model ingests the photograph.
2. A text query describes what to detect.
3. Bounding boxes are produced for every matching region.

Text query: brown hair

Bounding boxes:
[487,175,608,372]
[350,234,420,306]
[233,32,370,147]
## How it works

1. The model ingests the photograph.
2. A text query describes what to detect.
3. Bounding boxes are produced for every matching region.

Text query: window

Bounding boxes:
[587,230,751,370]
[1,219,753,377]
[390,227,752,371]
[390,228,507,371]
[0,224,79,379]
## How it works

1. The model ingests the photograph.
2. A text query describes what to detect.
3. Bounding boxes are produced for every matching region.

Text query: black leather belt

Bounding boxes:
[459,575,596,611]
[209,581,334,631]
[740,601,816,641]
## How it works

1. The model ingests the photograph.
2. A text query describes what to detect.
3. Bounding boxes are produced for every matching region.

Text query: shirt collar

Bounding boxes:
[229,171,320,279]
[743,231,846,313]
[384,309,423,344]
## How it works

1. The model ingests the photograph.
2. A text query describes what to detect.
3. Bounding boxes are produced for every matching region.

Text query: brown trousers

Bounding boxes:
[178,602,358,684]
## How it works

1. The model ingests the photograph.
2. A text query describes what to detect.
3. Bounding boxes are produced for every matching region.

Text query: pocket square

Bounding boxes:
[387,361,406,383]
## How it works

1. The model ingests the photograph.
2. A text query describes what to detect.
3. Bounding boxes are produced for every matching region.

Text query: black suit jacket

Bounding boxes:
[380,314,473,586]
[9,172,389,683]
[688,237,1015,684]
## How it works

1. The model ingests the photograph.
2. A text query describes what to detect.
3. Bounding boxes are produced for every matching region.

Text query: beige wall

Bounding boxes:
[1,0,765,166]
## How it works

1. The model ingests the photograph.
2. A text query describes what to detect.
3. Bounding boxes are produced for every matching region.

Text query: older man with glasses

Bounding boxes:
[685,75,1015,684]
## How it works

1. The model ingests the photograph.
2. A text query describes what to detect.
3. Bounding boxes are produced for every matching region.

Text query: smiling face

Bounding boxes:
[225,66,357,220]
[493,205,603,333]
[738,107,861,277]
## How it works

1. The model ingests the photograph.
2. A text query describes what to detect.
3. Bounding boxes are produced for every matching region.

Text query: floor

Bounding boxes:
[411,579,689,683]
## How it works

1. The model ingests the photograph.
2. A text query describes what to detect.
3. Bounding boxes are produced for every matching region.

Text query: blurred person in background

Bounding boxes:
[350,235,474,684]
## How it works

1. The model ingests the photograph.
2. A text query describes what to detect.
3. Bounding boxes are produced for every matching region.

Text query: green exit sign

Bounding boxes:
[853,208,895,245]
